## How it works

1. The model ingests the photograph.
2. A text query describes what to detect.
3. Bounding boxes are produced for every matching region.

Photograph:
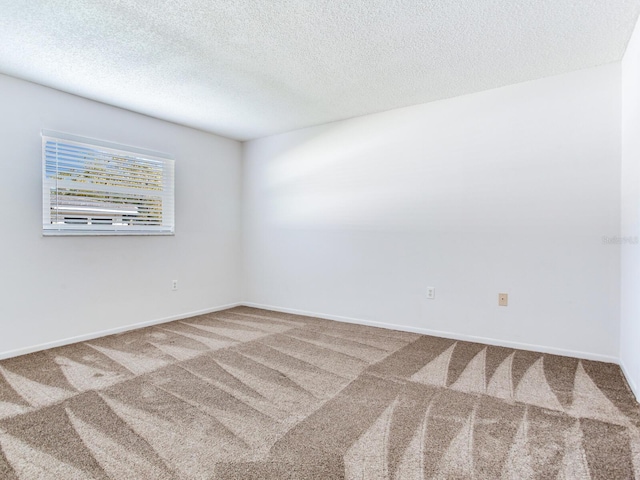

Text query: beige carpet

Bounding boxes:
[0,306,638,479]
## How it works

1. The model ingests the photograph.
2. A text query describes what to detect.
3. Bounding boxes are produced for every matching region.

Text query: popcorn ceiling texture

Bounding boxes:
[0,0,639,140]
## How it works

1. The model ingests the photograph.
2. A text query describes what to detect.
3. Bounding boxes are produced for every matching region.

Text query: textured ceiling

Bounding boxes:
[1,1,639,141]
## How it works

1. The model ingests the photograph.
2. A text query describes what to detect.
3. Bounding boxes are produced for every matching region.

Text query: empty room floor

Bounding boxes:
[0,307,638,479]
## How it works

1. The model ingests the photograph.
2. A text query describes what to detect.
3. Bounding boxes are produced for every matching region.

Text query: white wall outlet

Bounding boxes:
[427,287,435,299]
[172,280,178,291]
[499,293,508,306]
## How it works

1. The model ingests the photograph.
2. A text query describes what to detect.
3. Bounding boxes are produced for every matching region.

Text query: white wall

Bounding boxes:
[621,16,640,398]
[0,61,628,367]
[243,64,622,361]
[0,74,242,358]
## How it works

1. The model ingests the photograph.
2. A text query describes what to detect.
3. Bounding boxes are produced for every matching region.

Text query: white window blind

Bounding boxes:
[42,132,175,235]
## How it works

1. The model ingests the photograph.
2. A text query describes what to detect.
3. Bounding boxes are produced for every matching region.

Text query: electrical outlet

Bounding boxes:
[172,280,178,291]
[427,287,435,299]
[499,293,508,306]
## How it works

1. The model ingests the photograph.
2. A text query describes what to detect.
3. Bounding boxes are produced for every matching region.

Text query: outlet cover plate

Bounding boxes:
[499,293,508,306]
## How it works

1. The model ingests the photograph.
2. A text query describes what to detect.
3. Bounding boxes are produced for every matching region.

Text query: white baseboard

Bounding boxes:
[0,302,242,361]
[619,360,640,402]
[242,302,619,364]
[0,301,623,368]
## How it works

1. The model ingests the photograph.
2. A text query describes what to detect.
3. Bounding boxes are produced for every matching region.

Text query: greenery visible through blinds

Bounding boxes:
[42,133,175,235]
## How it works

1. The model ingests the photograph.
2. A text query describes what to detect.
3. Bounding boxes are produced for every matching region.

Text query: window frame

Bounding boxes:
[41,130,175,236]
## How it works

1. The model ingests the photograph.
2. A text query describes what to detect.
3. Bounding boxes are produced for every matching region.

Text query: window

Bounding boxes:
[42,131,175,235]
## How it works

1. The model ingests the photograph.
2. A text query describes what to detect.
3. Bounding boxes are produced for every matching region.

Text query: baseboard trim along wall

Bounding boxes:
[620,360,640,402]
[0,301,629,394]
[0,302,242,361]
[243,302,620,364]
